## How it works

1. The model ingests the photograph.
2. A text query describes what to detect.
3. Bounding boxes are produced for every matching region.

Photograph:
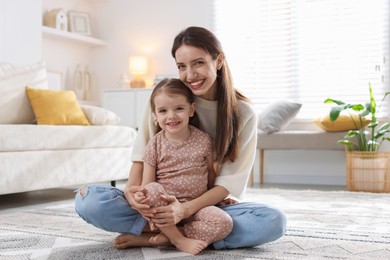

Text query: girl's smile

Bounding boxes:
[153,92,195,142]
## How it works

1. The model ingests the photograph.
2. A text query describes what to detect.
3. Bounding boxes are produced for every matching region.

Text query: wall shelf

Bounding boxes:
[42,26,107,47]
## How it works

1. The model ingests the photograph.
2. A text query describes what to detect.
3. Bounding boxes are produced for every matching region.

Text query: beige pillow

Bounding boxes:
[0,62,48,124]
[26,87,90,125]
[314,111,370,132]
[80,105,121,125]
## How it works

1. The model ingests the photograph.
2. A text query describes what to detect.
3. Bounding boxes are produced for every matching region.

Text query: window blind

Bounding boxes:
[212,0,389,120]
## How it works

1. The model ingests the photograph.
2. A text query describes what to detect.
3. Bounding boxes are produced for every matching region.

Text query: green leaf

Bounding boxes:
[345,130,361,137]
[367,140,380,151]
[338,140,354,151]
[377,122,390,131]
[329,106,344,121]
[377,91,390,110]
[369,83,377,121]
[374,129,390,139]
[324,98,345,105]
[338,140,352,145]
[350,104,365,111]
[367,121,379,129]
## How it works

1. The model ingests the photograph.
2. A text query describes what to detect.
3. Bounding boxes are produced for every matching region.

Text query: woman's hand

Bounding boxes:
[217,198,238,206]
[151,194,187,228]
[124,185,156,218]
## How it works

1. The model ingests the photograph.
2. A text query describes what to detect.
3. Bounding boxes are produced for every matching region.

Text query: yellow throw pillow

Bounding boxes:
[26,87,90,125]
[314,111,370,132]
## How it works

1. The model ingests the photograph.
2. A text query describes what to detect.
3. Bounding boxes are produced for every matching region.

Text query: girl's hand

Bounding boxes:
[217,198,238,206]
[124,185,156,218]
[151,194,186,228]
[134,191,146,204]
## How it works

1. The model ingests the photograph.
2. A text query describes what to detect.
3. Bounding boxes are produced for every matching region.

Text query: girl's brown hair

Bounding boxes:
[150,78,199,134]
[171,26,249,163]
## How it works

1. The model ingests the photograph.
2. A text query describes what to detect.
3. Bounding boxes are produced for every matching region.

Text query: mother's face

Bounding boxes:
[175,45,222,101]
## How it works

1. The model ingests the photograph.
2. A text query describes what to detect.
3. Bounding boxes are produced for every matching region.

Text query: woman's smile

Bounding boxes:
[189,80,205,90]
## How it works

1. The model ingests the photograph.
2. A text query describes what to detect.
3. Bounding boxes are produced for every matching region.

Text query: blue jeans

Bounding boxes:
[75,184,287,249]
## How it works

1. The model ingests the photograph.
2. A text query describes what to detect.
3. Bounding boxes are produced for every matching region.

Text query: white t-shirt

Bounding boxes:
[131,96,258,199]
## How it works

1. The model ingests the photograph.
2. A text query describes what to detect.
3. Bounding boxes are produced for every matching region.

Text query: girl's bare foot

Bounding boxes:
[172,237,208,255]
[114,233,172,249]
[149,232,169,245]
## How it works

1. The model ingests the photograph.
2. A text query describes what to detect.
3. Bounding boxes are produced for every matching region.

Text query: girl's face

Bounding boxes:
[153,92,195,138]
[175,45,222,101]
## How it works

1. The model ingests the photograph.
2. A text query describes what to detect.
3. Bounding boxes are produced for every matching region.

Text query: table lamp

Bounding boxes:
[129,56,148,88]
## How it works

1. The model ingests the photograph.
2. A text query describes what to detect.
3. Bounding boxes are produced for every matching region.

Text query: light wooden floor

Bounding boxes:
[0,181,347,215]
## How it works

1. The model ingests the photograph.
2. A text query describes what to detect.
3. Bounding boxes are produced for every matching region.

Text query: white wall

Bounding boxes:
[90,0,213,102]
[0,0,41,64]
[0,0,212,103]
[40,0,213,103]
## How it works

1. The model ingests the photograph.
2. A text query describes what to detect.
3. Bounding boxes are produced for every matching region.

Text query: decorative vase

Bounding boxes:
[84,65,92,100]
[117,73,129,88]
[73,64,84,100]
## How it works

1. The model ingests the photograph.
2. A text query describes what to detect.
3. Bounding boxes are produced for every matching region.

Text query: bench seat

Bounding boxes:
[250,130,346,185]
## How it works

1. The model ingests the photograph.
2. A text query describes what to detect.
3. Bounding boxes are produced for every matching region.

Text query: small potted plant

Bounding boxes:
[324,83,390,192]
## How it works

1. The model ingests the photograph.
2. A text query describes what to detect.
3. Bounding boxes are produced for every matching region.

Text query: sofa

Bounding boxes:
[0,62,137,195]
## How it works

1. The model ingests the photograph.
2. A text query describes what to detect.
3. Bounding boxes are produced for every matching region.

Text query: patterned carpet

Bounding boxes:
[0,188,389,259]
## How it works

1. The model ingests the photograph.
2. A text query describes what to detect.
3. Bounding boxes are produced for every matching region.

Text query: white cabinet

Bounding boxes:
[102,88,153,129]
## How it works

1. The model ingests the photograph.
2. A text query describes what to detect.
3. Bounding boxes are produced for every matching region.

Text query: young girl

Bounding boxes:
[135,78,232,255]
[75,26,286,250]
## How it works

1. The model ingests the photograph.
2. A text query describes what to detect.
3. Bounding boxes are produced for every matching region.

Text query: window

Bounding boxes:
[213,0,389,120]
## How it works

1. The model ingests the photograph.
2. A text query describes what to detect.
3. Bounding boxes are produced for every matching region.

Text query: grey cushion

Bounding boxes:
[257,100,302,134]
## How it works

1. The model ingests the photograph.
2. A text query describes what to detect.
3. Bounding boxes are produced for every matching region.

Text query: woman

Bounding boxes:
[75,26,287,250]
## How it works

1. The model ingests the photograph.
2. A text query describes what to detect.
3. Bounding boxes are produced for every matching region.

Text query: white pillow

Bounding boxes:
[80,105,121,125]
[258,100,302,134]
[0,61,48,124]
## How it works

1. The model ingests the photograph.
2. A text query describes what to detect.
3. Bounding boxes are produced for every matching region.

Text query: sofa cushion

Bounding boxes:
[314,111,371,132]
[258,99,302,134]
[0,124,137,152]
[0,62,48,124]
[80,105,121,125]
[26,87,90,125]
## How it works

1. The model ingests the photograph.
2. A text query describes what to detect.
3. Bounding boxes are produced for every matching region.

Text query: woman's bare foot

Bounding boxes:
[172,237,208,255]
[114,233,154,249]
[149,232,169,245]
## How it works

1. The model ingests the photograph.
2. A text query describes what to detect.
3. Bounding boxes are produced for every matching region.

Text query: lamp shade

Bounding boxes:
[129,56,148,75]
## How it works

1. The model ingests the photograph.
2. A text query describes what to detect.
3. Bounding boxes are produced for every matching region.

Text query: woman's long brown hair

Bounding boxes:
[171,26,249,163]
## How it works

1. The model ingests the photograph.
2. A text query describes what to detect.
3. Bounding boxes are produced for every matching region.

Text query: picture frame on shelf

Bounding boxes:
[68,11,92,36]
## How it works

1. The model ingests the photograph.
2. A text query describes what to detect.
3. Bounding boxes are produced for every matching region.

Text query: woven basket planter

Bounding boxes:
[346,151,390,193]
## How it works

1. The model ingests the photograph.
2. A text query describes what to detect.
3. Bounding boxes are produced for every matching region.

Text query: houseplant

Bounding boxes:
[324,83,390,192]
